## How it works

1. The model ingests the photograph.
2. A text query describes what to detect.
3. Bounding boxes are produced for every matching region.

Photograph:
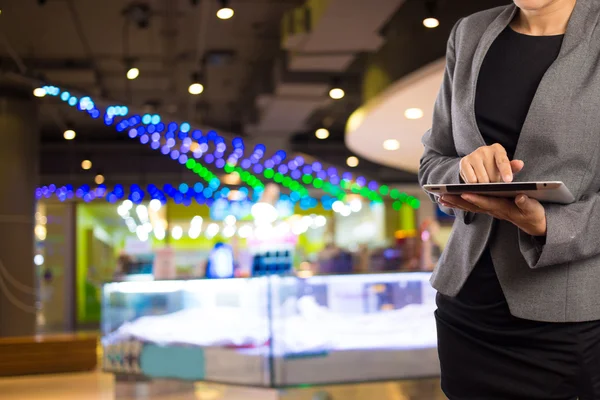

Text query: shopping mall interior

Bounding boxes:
[0,0,508,399]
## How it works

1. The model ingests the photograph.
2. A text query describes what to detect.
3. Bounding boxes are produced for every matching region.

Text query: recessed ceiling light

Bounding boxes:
[383,139,400,151]
[217,7,234,19]
[64,129,76,140]
[346,156,359,168]
[404,108,424,120]
[81,160,92,170]
[126,67,140,80]
[188,82,204,95]
[315,128,330,140]
[217,0,234,20]
[329,88,345,100]
[423,17,440,28]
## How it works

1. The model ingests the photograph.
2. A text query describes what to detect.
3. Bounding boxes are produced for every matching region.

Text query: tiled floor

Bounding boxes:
[0,372,447,400]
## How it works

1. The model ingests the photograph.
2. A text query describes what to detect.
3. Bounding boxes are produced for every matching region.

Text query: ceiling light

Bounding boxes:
[33,88,46,98]
[383,139,400,151]
[34,254,44,266]
[188,83,204,95]
[188,72,204,95]
[423,17,439,28]
[63,129,76,140]
[126,67,140,80]
[404,108,424,119]
[222,172,241,185]
[217,0,234,19]
[315,128,330,140]
[346,156,359,168]
[329,88,345,100]
[94,174,105,185]
[81,159,92,170]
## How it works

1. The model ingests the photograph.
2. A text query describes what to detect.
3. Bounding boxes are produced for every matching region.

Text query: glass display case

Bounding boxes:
[101,272,439,387]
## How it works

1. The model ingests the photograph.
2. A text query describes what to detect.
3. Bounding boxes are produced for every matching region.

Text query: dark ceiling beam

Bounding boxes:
[65,0,108,97]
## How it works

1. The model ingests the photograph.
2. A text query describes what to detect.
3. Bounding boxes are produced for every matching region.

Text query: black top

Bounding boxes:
[440,27,564,318]
[476,27,564,159]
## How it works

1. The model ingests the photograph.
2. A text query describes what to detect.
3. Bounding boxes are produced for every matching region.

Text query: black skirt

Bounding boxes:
[436,247,600,400]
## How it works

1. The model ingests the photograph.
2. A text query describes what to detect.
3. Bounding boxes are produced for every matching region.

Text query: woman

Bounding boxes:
[419,0,600,398]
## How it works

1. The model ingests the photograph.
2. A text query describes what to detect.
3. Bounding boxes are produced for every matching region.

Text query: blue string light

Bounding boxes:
[35,84,417,206]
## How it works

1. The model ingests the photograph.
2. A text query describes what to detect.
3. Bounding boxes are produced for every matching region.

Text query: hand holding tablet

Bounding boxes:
[423,181,574,204]
[425,144,575,205]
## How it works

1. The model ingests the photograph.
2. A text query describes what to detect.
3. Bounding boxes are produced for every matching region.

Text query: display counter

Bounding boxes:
[101,272,439,387]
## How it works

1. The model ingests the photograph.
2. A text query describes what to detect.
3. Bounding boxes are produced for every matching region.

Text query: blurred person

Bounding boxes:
[113,253,133,281]
[419,0,600,398]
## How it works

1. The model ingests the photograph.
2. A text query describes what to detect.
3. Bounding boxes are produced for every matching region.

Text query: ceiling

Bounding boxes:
[0,0,510,188]
[346,59,445,172]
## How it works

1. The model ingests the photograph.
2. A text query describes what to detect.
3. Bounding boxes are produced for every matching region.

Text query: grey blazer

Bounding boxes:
[419,0,600,323]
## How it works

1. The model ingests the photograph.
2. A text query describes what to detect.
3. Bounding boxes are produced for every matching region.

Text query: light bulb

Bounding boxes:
[64,129,76,140]
[346,156,359,168]
[423,17,440,28]
[340,206,352,217]
[171,226,183,240]
[315,128,330,140]
[383,139,400,151]
[332,201,344,213]
[350,199,363,212]
[81,160,92,170]
[188,82,204,95]
[404,108,424,120]
[127,67,140,80]
[149,199,162,212]
[314,215,327,228]
[238,224,253,238]
[251,202,278,224]
[329,88,345,100]
[94,174,105,185]
[216,7,234,19]
[205,223,220,238]
[223,225,236,238]
[33,88,46,98]
[224,215,236,225]
[154,228,166,241]
[34,254,44,266]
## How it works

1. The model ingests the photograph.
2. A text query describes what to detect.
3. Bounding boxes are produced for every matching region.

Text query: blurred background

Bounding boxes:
[0,1,508,399]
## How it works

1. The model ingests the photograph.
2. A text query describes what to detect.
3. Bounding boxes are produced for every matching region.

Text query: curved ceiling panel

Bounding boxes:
[345,59,445,173]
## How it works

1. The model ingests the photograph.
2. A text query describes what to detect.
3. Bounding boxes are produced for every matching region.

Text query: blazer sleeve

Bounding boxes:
[519,193,600,268]
[418,19,464,218]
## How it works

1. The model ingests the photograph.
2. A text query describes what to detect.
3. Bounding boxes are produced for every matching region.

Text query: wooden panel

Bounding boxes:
[0,334,97,376]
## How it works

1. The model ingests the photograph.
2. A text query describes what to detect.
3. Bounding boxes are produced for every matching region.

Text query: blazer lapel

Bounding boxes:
[513,0,593,183]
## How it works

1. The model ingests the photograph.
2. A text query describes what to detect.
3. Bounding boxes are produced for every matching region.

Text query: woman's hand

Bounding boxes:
[440,194,547,237]
[460,143,524,183]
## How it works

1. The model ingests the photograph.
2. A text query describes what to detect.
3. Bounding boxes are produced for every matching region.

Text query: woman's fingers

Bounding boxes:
[492,145,513,182]
[459,145,524,183]
[459,158,477,183]
[471,158,490,183]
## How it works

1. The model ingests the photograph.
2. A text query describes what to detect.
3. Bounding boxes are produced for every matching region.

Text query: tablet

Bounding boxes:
[423,181,575,204]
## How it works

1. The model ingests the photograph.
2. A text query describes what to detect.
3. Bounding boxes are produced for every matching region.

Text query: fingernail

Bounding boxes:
[504,175,513,182]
